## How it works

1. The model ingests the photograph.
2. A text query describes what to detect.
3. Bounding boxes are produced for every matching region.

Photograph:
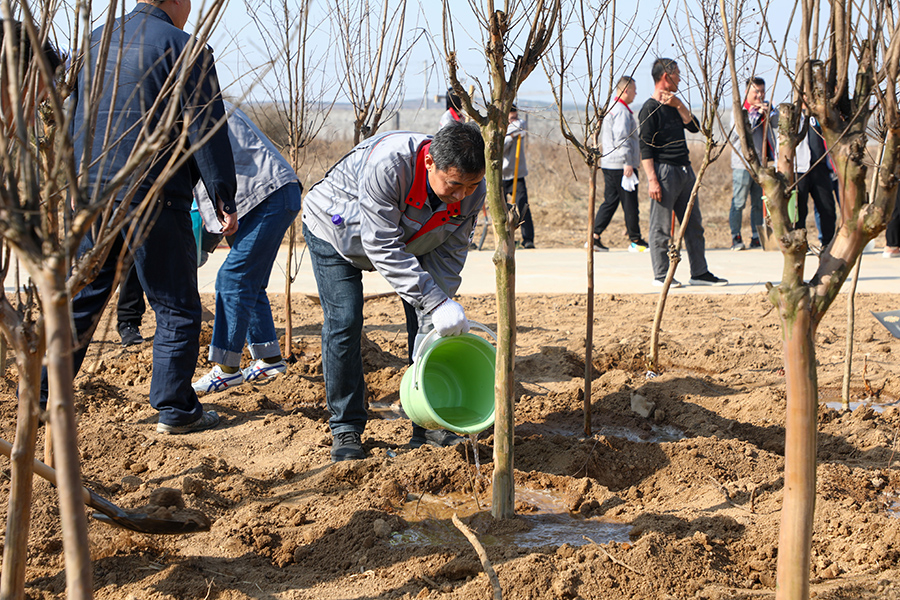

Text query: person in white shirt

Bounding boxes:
[593,76,647,252]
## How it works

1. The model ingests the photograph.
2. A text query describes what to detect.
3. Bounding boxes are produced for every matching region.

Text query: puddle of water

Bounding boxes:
[881,491,900,519]
[595,423,684,444]
[390,487,631,549]
[823,399,899,414]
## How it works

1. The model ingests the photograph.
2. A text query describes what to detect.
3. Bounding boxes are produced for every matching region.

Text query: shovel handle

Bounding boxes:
[0,437,93,506]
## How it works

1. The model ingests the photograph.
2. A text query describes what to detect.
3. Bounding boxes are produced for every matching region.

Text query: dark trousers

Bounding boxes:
[594,168,642,241]
[502,177,533,245]
[41,205,204,426]
[795,166,837,246]
[117,264,146,326]
[887,195,900,247]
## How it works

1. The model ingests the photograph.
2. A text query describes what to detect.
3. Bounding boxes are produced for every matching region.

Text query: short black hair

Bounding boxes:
[651,58,678,83]
[446,88,462,111]
[746,76,765,89]
[430,121,485,175]
[0,19,62,78]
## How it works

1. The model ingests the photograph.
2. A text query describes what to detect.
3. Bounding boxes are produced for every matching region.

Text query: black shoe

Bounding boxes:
[587,239,609,252]
[331,431,366,462]
[409,427,466,449]
[156,410,220,434]
[689,272,728,286]
[522,241,535,249]
[118,323,144,347]
[749,237,762,249]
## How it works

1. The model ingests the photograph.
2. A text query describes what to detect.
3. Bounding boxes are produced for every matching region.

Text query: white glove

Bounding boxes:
[430,299,469,337]
[621,172,640,192]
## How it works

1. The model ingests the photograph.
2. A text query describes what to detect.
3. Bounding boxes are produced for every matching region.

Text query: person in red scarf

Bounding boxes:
[729,76,778,250]
[593,76,648,252]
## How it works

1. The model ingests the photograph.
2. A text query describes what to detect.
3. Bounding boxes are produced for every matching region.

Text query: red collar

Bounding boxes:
[405,141,462,244]
[404,141,461,216]
[616,97,632,113]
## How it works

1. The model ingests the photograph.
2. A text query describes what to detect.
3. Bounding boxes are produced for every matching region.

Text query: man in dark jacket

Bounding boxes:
[48,0,238,434]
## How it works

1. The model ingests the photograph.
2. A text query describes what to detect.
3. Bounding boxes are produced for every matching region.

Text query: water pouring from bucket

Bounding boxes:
[400,321,497,435]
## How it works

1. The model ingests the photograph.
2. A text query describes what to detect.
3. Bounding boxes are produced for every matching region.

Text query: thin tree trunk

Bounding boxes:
[42,267,92,600]
[584,161,597,436]
[649,147,713,371]
[775,299,818,600]
[487,128,516,520]
[841,253,862,411]
[283,223,295,362]
[0,332,44,600]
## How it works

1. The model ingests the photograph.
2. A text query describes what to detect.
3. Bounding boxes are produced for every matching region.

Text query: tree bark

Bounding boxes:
[774,290,818,600]
[584,161,597,436]
[41,266,92,600]
[485,124,516,520]
[283,223,295,362]
[0,326,44,600]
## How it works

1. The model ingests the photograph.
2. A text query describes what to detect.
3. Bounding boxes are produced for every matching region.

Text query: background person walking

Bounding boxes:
[592,76,647,252]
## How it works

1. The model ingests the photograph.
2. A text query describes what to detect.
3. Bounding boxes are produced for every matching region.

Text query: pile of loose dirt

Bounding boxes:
[1,291,899,599]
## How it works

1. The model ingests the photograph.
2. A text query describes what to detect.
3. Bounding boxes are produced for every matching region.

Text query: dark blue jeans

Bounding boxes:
[42,204,204,426]
[303,223,368,435]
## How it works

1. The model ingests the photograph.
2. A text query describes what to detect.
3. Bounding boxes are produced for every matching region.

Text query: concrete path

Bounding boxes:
[198,245,900,296]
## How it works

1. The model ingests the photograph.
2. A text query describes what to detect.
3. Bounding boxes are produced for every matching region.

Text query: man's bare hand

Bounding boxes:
[220,211,239,236]
[648,179,662,202]
[624,165,634,178]
[216,197,239,236]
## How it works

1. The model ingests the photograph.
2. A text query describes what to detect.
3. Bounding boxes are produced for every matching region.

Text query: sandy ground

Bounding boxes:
[2,286,900,599]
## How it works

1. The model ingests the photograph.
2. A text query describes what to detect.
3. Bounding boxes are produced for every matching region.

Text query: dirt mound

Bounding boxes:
[1,292,899,599]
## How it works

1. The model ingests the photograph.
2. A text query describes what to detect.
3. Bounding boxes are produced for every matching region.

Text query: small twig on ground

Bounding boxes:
[202,578,214,600]
[420,573,441,589]
[415,491,426,517]
[749,487,756,514]
[452,513,502,600]
[583,536,644,575]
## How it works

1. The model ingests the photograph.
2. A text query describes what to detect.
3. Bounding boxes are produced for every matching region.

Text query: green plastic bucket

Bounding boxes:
[400,322,496,435]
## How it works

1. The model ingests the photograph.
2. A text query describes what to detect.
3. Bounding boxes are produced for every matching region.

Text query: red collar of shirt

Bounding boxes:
[616,97,633,113]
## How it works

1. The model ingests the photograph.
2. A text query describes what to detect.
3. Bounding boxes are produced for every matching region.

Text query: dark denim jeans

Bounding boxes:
[210,183,300,366]
[303,222,368,435]
[41,204,204,426]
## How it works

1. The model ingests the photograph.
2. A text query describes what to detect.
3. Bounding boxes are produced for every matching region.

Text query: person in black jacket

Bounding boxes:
[639,58,727,288]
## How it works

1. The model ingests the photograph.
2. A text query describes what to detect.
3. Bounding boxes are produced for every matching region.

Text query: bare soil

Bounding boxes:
[3,286,900,599]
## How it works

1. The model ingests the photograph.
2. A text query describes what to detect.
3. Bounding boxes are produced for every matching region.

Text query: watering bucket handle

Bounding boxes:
[412,320,497,390]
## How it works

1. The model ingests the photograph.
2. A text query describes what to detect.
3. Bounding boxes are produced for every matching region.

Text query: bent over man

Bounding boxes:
[301,121,486,462]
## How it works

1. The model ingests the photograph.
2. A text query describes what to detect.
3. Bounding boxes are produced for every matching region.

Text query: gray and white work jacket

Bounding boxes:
[302,131,486,314]
[195,102,301,229]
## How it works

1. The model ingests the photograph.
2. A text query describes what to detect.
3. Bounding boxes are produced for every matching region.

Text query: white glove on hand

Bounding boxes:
[431,299,469,337]
[621,172,640,192]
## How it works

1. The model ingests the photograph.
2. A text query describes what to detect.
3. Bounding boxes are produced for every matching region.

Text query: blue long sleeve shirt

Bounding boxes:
[69,3,236,213]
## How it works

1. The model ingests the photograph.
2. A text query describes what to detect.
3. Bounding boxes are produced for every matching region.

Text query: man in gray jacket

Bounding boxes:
[593,76,647,252]
[729,77,777,250]
[302,121,486,461]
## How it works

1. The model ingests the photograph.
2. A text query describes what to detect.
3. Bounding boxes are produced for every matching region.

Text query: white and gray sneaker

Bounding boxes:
[192,365,244,394]
[243,359,287,383]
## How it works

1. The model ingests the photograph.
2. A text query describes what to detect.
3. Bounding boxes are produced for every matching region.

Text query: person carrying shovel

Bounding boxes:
[301,121,486,462]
